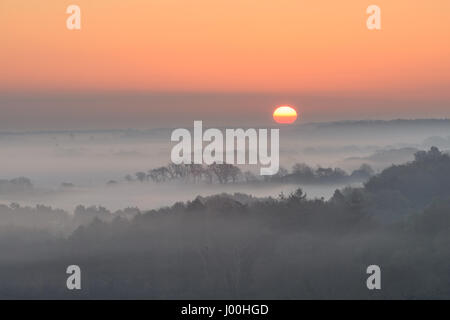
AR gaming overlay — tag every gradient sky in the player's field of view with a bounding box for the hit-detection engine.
[1,0,450,129]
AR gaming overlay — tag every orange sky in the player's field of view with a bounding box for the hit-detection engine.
[0,1,450,129]
[1,0,450,94]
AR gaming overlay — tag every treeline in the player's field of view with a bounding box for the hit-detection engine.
[124,162,374,185]
[0,203,140,234]
[0,177,33,193]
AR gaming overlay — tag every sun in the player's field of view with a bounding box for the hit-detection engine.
[273,105,298,124]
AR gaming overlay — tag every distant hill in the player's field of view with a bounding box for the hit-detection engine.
[300,119,450,130]
[339,147,418,171]
[290,119,450,144]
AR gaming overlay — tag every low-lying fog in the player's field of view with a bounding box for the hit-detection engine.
[1,119,449,212]
[0,182,347,212]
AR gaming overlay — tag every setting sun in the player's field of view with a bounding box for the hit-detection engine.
[273,106,298,124]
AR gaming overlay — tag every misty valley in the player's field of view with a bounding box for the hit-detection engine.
[1,119,450,299]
